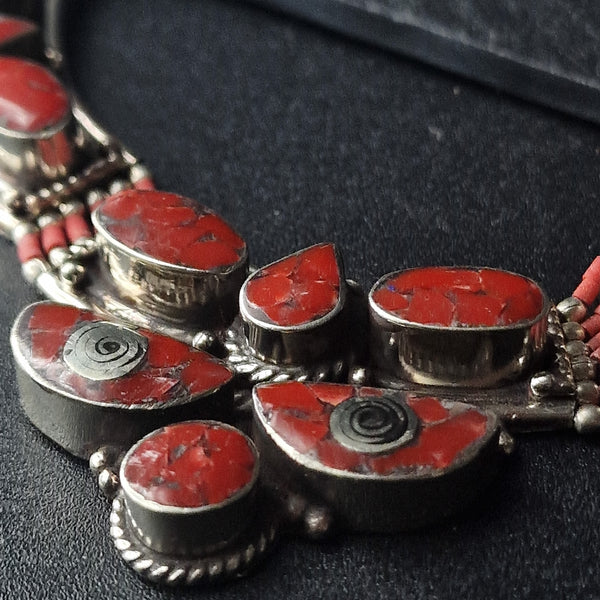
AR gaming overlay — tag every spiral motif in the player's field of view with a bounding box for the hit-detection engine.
[330,394,418,454]
[63,322,148,381]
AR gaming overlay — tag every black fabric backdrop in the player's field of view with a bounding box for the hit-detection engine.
[2,1,600,598]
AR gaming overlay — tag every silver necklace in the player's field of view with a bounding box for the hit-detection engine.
[1,1,598,589]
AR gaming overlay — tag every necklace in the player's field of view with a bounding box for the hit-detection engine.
[3,2,600,596]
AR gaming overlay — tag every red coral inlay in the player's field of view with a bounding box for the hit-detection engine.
[372,267,544,327]
[123,422,255,508]
[255,383,490,474]
[97,190,246,271]
[0,57,69,133]
[24,303,232,406]
[243,244,341,327]
[0,17,36,45]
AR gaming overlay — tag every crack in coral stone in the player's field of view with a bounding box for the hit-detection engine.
[372,267,544,327]
[255,382,489,473]
[0,57,69,133]
[97,190,246,271]
[123,422,256,508]
[244,244,341,326]
[24,303,232,406]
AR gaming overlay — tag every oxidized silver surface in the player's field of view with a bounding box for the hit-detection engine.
[110,492,278,585]
[369,268,550,388]
[63,320,148,380]
[329,393,418,454]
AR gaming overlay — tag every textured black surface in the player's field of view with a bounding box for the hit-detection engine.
[2,1,600,598]
[252,0,600,124]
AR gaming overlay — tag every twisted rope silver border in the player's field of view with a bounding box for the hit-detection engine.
[224,320,347,386]
[110,492,278,586]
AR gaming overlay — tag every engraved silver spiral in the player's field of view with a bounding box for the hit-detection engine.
[63,321,148,381]
[330,394,418,454]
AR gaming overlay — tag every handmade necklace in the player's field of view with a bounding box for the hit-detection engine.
[1,2,599,589]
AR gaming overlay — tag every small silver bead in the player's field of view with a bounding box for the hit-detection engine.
[565,340,589,358]
[571,357,596,382]
[192,330,225,357]
[98,468,120,499]
[86,189,106,209]
[529,372,554,397]
[304,506,333,540]
[89,446,120,476]
[498,429,516,455]
[69,238,97,260]
[12,222,38,244]
[563,321,586,342]
[348,366,369,386]
[59,200,84,217]
[556,297,587,323]
[576,380,600,405]
[59,261,86,287]
[21,258,49,283]
[574,405,600,434]
[285,493,307,522]
[47,246,71,268]
[37,212,61,228]
[193,330,217,351]
[129,163,152,184]
[108,179,131,195]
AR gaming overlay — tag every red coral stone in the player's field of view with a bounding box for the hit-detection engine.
[28,303,87,363]
[270,411,330,454]
[369,409,488,473]
[123,422,255,508]
[25,303,232,406]
[317,438,362,470]
[97,190,246,271]
[0,16,36,45]
[0,57,69,133]
[309,383,354,406]
[407,396,450,424]
[244,243,341,327]
[372,267,544,327]
[256,383,491,476]
[255,381,324,413]
[180,356,233,395]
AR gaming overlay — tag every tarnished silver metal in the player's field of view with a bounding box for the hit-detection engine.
[556,296,587,323]
[565,340,588,358]
[378,376,576,432]
[89,445,122,477]
[47,245,70,267]
[562,321,585,341]
[576,380,600,405]
[63,321,148,381]
[239,245,349,366]
[58,259,85,286]
[574,404,600,434]
[224,317,347,387]
[98,468,121,500]
[369,268,550,388]
[92,209,248,329]
[11,220,37,243]
[253,384,505,530]
[11,302,234,458]
[120,421,260,557]
[571,356,596,382]
[0,98,80,189]
[110,492,278,585]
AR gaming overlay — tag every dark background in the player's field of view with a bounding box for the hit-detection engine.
[2,1,600,598]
